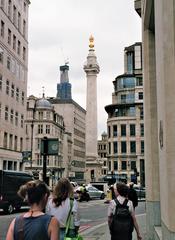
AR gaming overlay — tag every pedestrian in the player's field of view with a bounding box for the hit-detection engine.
[128,182,138,209]
[6,180,59,240]
[46,178,80,240]
[108,182,142,240]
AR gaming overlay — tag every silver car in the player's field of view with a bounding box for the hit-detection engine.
[86,186,105,200]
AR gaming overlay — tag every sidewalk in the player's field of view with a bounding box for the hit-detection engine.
[82,214,147,240]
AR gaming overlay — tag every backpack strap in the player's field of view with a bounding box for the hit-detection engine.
[114,198,128,207]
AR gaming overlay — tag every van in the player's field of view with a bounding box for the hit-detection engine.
[0,170,34,214]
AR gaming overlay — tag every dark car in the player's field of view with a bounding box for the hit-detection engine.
[134,186,146,199]
[0,170,34,214]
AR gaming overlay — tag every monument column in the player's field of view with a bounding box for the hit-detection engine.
[84,36,101,183]
[84,35,100,161]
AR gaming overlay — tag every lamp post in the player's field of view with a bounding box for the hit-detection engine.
[43,137,48,183]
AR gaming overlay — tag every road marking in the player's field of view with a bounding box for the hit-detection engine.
[79,224,91,232]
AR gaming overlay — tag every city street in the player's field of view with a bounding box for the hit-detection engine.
[0,199,146,240]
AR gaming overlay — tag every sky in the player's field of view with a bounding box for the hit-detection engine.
[28,0,141,139]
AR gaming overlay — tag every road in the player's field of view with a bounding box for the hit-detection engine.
[0,200,146,240]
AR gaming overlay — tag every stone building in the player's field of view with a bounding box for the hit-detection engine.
[105,42,145,185]
[135,0,175,239]
[25,94,69,186]
[0,0,30,170]
[49,64,86,183]
[98,132,108,177]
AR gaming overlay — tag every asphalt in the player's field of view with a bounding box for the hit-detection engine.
[81,213,147,240]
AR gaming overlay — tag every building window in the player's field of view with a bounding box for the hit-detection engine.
[140,107,144,120]
[121,161,127,170]
[15,112,18,126]
[140,124,144,137]
[121,141,127,153]
[114,161,118,170]
[46,125,50,134]
[1,20,4,38]
[121,124,126,136]
[108,126,111,138]
[141,141,144,154]
[0,74,2,90]
[5,106,9,120]
[13,5,17,25]
[8,0,12,18]
[136,77,143,86]
[22,91,24,104]
[108,142,111,154]
[38,124,43,134]
[8,29,11,45]
[14,135,17,150]
[113,125,117,137]
[130,141,136,153]
[23,20,26,37]
[138,92,143,100]
[1,0,5,9]
[13,35,16,50]
[17,12,21,31]
[130,124,135,136]
[7,56,11,70]
[0,47,3,63]
[46,111,50,120]
[113,141,118,154]
[131,161,136,170]
[9,134,13,149]
[24,2,26,11]
[23,47,26,61]
[11,84,14,97]
[17,40,21,55]
[6,80,9,95]
[20,137,23,151]
[16,88,19,101]
[38,111,43,120]
[21,114,24,128]
[3,132,8,148]
[10,109,14,123]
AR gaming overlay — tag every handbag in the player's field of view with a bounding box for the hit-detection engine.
[64,199,83,240]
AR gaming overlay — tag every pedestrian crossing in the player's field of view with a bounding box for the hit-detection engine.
[78,199,106,209]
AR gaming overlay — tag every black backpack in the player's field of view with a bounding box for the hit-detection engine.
[110,198,134,238]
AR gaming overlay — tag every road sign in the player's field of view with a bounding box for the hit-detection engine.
[22,151,32,162]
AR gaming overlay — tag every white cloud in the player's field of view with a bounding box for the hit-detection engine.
[28,0,141,138]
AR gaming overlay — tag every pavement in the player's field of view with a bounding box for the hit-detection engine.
[81,213,147,240]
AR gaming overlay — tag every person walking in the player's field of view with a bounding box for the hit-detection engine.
[108,182,142,240]
[128,182,138,209]
[46,178,80,240]
[6,180,59,240]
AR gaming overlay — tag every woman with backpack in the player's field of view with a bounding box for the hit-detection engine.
[46,178,80,240]
[6,180,59,240]
[108,182,142,240]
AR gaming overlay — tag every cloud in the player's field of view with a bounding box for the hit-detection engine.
[28,0,141,138]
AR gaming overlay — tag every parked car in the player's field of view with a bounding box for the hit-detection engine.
[0,170,34,214]
[85,185,105,200]
[134,186,146,199]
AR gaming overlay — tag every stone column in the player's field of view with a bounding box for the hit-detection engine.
[154,0,175,238]
[84,36,100,161]
[143,20,161,240]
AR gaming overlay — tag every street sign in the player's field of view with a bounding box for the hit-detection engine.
[41,138,59,155]
[22,151,32,162]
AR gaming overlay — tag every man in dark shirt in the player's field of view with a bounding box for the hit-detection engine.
[128,182,138,209]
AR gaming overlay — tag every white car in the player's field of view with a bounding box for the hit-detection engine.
[86,186,105,200]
